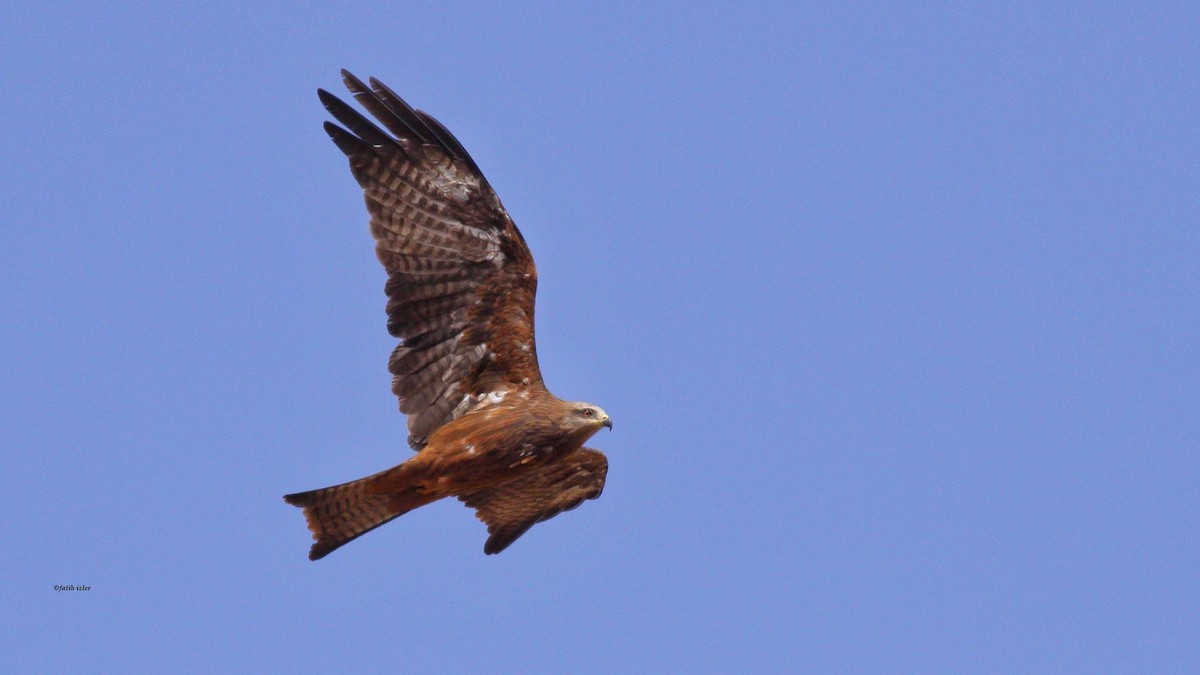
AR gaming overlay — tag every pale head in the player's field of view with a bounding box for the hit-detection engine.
[564,402,613,434]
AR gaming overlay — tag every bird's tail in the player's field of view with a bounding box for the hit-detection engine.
[284,465,439,560]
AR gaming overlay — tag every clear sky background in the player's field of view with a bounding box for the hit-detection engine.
[2,2,1197,672]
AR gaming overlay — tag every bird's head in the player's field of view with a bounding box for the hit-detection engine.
[565,402,612,437]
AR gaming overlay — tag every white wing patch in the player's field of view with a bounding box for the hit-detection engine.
[481,390,508,405]
[452,388,510,418]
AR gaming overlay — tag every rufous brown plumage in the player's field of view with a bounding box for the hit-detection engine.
[284,71,611,560]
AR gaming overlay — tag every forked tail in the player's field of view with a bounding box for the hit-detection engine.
[284,468,437,560]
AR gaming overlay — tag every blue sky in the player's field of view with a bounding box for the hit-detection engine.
[3,2,1197,672]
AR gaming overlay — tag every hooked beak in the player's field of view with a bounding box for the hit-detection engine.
[602,417,613,430]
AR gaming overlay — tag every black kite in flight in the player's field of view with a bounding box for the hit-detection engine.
[284,71,611,560]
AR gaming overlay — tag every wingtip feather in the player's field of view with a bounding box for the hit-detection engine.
[323,121,363,156]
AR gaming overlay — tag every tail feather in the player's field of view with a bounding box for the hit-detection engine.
[284,469,437,560]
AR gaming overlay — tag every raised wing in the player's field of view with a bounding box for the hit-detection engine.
[321,71,544,449]
[459,447,608,554]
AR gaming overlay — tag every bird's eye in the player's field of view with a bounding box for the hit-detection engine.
[582,409,594,417]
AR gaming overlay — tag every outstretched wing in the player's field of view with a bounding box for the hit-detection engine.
[321,71,543,449]
[459,447,608,554]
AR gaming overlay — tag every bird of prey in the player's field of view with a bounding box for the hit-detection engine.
[284,71,611,560]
